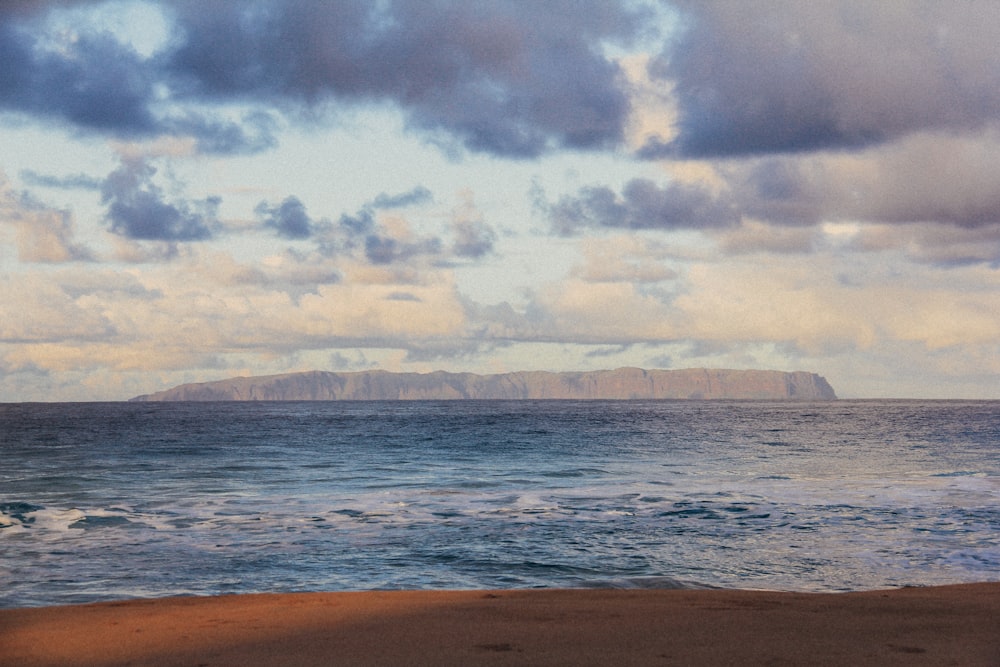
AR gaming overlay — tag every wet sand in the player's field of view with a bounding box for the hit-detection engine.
[2,583,998,666]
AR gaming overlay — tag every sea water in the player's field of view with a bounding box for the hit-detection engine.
[1,400,998,607]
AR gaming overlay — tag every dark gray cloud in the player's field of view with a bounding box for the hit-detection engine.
[304,186,496,264]
[735,160,825,226]
[328,187,443,262]
[0,1,649,159]
[364,234,441,265]
[20,170,102,190]
[585,344,633,358]
[255,187,454,265]
[647,0,1000,159]
[730,136,1000,230]
[848,223,1000,268]
[102,158,218,241]
[167,110,279,155]
[0,3,278,154]
[385,292,423,302]
[548,178,740,234]
[0,18,156,134]
[371,186,433,210]
[335,187,432,240]
[7,1,1000,165]
[256,196,315,239]
[0,2,90,17]
[167,0,646,157]
[337,209,375,237]
[263,187,451,264]
[362,235,397,265]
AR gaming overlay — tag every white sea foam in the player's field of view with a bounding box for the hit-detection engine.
[28,507,86,532]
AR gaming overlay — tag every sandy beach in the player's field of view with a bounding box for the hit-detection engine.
[2,583,998,666]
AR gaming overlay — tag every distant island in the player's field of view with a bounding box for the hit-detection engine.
[130,368,837,401]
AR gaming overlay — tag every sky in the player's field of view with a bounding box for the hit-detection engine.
[2,0,1000,401]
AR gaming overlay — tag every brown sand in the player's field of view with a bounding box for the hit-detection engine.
[2,584,998,666]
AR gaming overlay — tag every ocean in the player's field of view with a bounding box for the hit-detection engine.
[1,400,998,608]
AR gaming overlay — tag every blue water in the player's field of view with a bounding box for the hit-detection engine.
[1,400,998,608]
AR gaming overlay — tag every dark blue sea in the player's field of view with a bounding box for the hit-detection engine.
[2,400,998,608]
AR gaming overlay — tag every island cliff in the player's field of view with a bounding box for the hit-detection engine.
[131,368,837,401]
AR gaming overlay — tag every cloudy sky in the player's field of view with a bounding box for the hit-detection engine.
[2,0,1000,401]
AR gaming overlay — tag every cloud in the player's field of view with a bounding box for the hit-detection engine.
[320,187,495,265]
[724,131,1000,231]
[585,344,633,358]
[526,279,680,343]
[571,235,679,283]
[165,110,279,155]
[256,196,316,239]
[101,156,219,242]
[337,208,375,237]
[646,0,1000,158]
[849,223,1000,268]
[327,350,377,371]
[0,3,277,154]
[548,178,740,235]
[0,2,99,20]
[0,14,157,133]
[452,217,496,259]
[10,1,999,167]
[333,186,432,239]
[514,251,1000,358]
[256,190,437,262]
[19,169,102,190]
[714,220,821,255]
[0,176,93,262]
[0,271,116,342]
[371,186,433,210]
[0,254,469,387]
[400,338,497,363]
[167,1,647,158]
[364,233,441,265]
[602,130,1000,264]
[194,250,340,290]
[449,191,495,259]
[0,1,651,159]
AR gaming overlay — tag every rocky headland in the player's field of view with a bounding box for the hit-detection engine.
[131,368,837,401]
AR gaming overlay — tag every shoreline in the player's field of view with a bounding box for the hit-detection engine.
[3,583,999,666]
